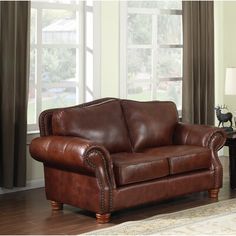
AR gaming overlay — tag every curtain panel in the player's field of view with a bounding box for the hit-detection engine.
[182,1,215,125]
[0,1,30,188]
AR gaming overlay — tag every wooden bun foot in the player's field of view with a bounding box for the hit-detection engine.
[51,201,63,210]
[208,189,219,199]
[96,213,111,223]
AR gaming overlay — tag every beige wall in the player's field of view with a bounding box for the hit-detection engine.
[221,2,236,113]
[214,1,236,155]
[215,1,236,115]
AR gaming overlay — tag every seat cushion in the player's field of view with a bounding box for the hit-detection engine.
[111,152,169,186]
[144,145,212,175]
[121,100,178,151]
[52,100,132,153]
[112,145,211,186]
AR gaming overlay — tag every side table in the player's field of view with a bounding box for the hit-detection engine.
[224,131,236,189]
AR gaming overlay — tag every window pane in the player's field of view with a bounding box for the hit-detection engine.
[42,9,77,44]
[128,14,152,45]
[125,1,183,109]
[157,15,182,45]
[86,90,93,102]
[28,1,95,130]
[86,0,93,7]
[128,1,182,10]
[86,51,93,92]
[157,48,182,78]
[156,81,182,110]
[86,11,93,50]
[28,49,37,124]
[127,83,152,101]
[127,49,152,82]
[47,0,80,4]
[31,9,37,44]
[42,48,77,110]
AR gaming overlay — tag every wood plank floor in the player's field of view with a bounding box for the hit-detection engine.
[0,156,236,235]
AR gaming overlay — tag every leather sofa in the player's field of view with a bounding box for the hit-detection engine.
[30,98,226,223]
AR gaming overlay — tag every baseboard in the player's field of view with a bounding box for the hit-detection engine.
[0,178,45,195]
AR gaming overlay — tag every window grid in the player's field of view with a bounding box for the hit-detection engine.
[120,1,183,111]
[28,1,99,132]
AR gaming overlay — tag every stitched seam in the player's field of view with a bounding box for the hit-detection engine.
[115,159,166,167]
[39,98,116,137]
[39,109,59,136]
[85,153,105,212]
[120,101,134,152]
[70,99,118,110]
[207,131,226,150]
[121,100,176,105]
[120,103,137,151]
[121,101,178,151]
[206,132,225,188]
[113,149,210,168]
[84,149,112,213]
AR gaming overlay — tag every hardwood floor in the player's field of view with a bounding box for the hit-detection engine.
[0,156,236,235]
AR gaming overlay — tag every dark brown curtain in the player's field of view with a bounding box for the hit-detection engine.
[0,1,30,188]
[182,1,215,125]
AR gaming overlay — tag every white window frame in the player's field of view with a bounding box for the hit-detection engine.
[120,2,183,108]
[28,1,101,132]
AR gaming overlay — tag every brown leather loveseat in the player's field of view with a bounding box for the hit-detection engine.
[30,98,226,223]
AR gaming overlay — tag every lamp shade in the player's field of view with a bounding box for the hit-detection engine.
[225,67,236,95]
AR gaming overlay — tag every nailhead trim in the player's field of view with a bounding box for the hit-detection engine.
[85,149,113,213]
[39,99,117,212]
[206,131,225,188]
[39,110,55,136]
[207,131,226,151]
[39,98,117,136]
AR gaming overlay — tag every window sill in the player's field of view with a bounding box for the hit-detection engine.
[27,131,40,145]
[27,130,39,135]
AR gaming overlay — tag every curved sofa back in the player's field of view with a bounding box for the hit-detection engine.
[39,97,116,137]
[39,98,178,153]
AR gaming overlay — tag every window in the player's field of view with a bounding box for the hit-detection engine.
[120,1,183,111]
[28,1,100,132]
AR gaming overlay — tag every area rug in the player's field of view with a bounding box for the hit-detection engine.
[85,198,236,235]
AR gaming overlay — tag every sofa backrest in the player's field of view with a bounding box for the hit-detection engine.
[39,98,179,154]
[121,100,178,151]
[51,99,132,154]
[39,97,114,137]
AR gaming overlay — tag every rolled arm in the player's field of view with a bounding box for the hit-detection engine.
[174,123,226,151]
[29,136,116,188]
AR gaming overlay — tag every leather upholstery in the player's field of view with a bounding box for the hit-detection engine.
[169,151,211,175]
[144,145,211,175]
[112,152,169,186]
[29,98,226,217]
[39,97,117,136]
[112,145,211,186]
[173,122,226,189]
[121,100,178,151]
[30,135,116,189]
[52,100,132,153]
[44,166,103,213]
[174,123,226,150]
[112,170,214,211]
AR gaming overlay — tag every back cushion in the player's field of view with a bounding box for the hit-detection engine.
[52,100,132,153]
[121,100,178,151]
